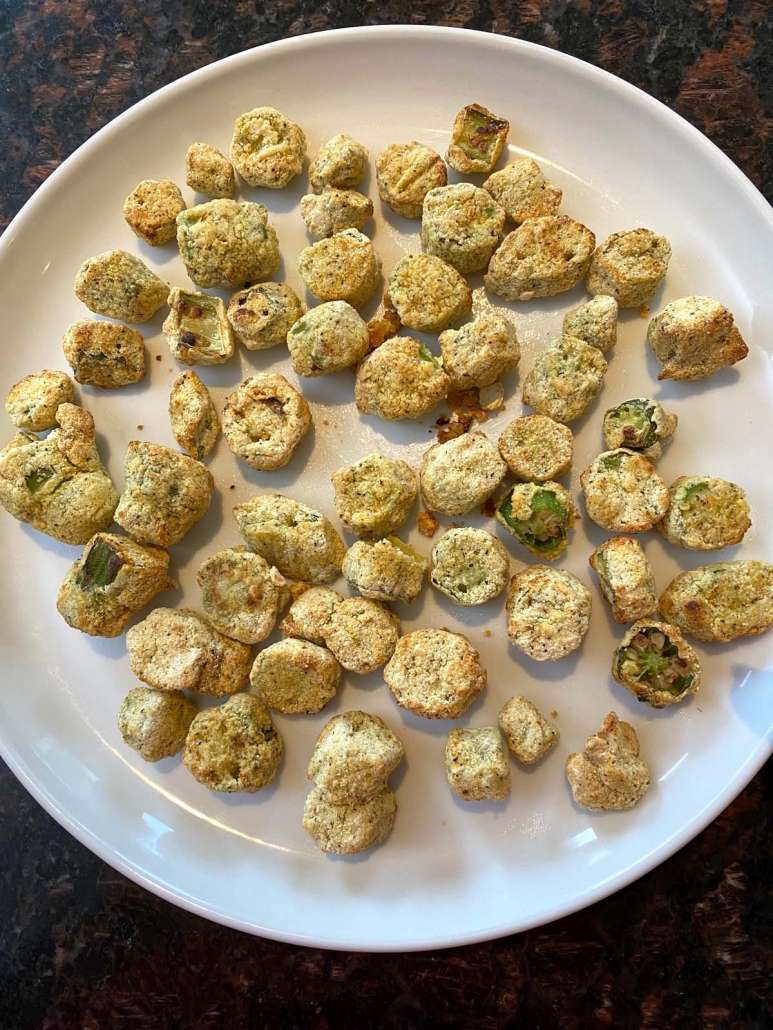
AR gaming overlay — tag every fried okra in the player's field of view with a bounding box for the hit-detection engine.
[588,536,658,624]
[603,398,677,461]
[566,712,650,812]
[495,481,577,561]
[429,527,509,606]
[183,693,283,793]
[57,533,174,637]
[222,373,311,471]
[581,450,669,534]
[562,295,618,353]
[420,432,507,516]
[658,477,751,551]
[176,200,280,289]
[331,453,417,538]
[227,282,304,350]
[484,216,595,301]
[0,403,117,545]
[309,133,368,190]
[308,710,404,802]
[343,536,427,604]
[233,494,345,583]
[163,288,235,366]
[123,179,186,246]
[74,250,168,323]
[659,560,773,643]
[185,142,236,198]
[300,188,373,239]
[521,335,608,423]
[376,142,447,219]
[446,727,510,802]
[613,619,701,708]
[303,787,396,854]
[384,628,486,719]
[497,414,573,482]
[250,639,341,715]
[5,370,74,431]
[197,547,288,644]
[325,598,400,674]
[421,183,506,274]
[438,310,520,390]
[483,158,562,224]
[287,301,369,376]
[355,336,450,421]
[446,103,509,174]
[62,319,146,387]
[586,228,671,308]
[387,253,472,333]
[168,370,220,460]
[647,296,748,380]
[298,229,381,309]
[230,106,306,188]
[280,586,343,645]
[114,441,214,547]
[118,687,197,763]
[127,607,252,697]
[498,696,559,764]
[506,565,592,661]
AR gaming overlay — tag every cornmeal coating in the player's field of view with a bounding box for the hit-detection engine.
[562,295,618,352]
[581,449,669,534]
[484,216,595,301]
[376,142,447,219]
[233,493,345,584]
[74,250,168,323]
[227,283,304,351]
[222,373,311,471]
[0,403,118,545]
[123,179,186,246]
[498,414,573,481]
[302,786,396,855]
[420,183,505,274]
[602,398,677,461]
[57,532,174,638]
[658,560,773,643]
[62,319,146,387]
[498,696,559,764]
[127,607,252,697]
[198,547,288,644]
[506,565,592,661]
[298,229,381,309]
[384,628,486,719]
[445,727,510,801]
[168,370,220,461]
[185,142,236,198]
[446,103,509,175]
[355,337,449,421]
[438,310,519,390]
[280,586,343,645]
[183,693,283,793]
[114,441,214,547]
[324,598,400,674]
[250,639,340,715]
[331,453,417,539]
[586,228,671,308]
[118,687,197,763]
[658,476,751,551]
[588,536,658,624]
[5,370,74,431]
[342,536,427,604]
[521,334,607,423]
[308,133,368,190]
[566,712,650,812]
[162,289,235,366]
[483,158,562,224]
[300,188,373,239]
[420,432,506,516]
[287,301,369,376]
[387,253,472,333]
[430,527,509,606]
[613,619,701,708]
[307,710,404,802]
[647,296,748,381]
[495,480,578,561]
[230,106,306,188]
[176,200,280,289]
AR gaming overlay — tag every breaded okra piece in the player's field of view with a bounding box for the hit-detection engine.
[429,528,510,606]
[498,696,559,764]
[5,370,74,431]
[483,158,562,224]
[324,598,401,674]
[387,253,472,333]
[588,536,658,624]
[484,216,595,301]
[562,295,618,352]
[222,373,311,471]
[168,370,220,461]
[658,560,773,643]
[506,565,591,661]
[300,188,373,239]
[376,141,447,219]
[280,586,343,645]
[438,310,520,390]
[62,319,146,387]
[118,687,197,763]
[445,727,510,801]
[355,336,450,421]
[250,639,341,715]
[162,288,235,366]
[566,712,650,812]
[384,628,486,719]
[307,710,404,802]
[123,179,186,246]
[421,183,505,273]
[495,480,578,561]
[331,453,417,539]
[74,250,168,323]
[197,547,288,645]
[420,432,507,516]
[230,106,306,188]
[647,296,748,380]
[446,103,509,174]
[586,228,671,308]
[658,476,751,550]
[580,450,669,534]
[228,282,304,351]
[602,398,677,461]
[342,536,427,604]
[521,335,608,423]
[497,414,573,482]
[298,229,381,309]
[613,619,701,708]
[176,200,280,289]
[303,786,397,855]
[185,142,236,199]
[287,301,369,376]
[308,133,368,190]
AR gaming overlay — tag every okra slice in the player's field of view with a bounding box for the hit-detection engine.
[495,481,577,560]
[162,288,235,366]
[447,104,510,174]
[603,398,677,460]
[613,619,701,708]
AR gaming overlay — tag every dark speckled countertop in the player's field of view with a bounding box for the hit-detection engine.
[1,3,773,1028]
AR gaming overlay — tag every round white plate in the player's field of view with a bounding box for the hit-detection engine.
[1,26,772,952]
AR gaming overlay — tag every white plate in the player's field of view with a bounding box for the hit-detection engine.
[1,26,772,952]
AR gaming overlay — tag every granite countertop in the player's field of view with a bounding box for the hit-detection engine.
[1,2,772,1027]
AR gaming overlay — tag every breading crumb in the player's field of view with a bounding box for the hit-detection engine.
[417,511,440,538]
